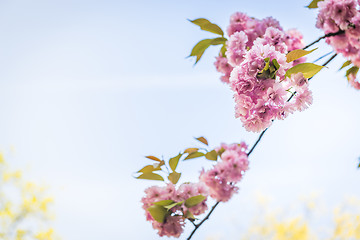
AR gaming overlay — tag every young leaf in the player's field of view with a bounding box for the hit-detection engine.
[189,38,227,64]
[307,0,324,8]
[210,37,227,45]
[340,60,352,70]
[272,59,280,70]
[168,171,181,184]
[147,205,168,223]
[285,63,325,79]
[145,156,162,162]
[137,165,161,173]
[184,152,205,160]
[286,48,317,63]
[184,211,195,220]
[195,136,208,145]
[189,39,214,64]
[189,18,224,36]
[137,172,164,181]
[185,195,206,208]
[205,150,218,161]
[169,154,182,172]
[184,148,199,154]
[346,66,359,79]
[216,147,225,156]
[164,201,183,210]
[153,200,175,206]
[220,44,227,57]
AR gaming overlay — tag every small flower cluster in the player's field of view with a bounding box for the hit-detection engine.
[230,44,313,132]
[141,182,209,237]
[317,0,360,63]
[199,142,249,202]
[212,12,312,132]
[214,12,305,84]
[140,140,250,238]
[316,0,360,89]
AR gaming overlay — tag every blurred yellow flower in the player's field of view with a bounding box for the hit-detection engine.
[0,153,59,240]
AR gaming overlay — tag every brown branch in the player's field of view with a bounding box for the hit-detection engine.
[303,30,345,50]
[187,201,220,240]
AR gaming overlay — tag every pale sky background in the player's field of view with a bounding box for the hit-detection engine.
[0,0,359,239]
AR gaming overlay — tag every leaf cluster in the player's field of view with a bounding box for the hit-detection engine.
[135,137,220,184]
[188,18,227,64]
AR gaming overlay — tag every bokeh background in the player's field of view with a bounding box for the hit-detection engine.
[0,0,359,239]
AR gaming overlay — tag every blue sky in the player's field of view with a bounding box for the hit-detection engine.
[0,0,359,239]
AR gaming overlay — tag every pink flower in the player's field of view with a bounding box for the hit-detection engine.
[285,29,305,52]
[289,72,309,91]
[226,31,248,66]
[234,93,255,117]
[227,12,250,36]
[199,143,249,202]
[266,83,287,105]
[152,216,184,238]
[348,72,360,89]
[293,88,313,111]
[214,54,233,83]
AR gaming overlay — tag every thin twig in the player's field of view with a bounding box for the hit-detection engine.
[313,51,334,63]
[303,30,344,50]
[247,128,269,156]
[187,201,220,240]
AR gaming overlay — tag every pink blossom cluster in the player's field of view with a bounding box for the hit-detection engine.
[316,0,360,65]
[214,12,305,84]
[230,44,313,132]
[199,142,249,202]
[141,182,208,237]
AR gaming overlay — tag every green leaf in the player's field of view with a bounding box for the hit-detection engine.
[205,150,218,161]
[169,154,182,172]
[189,18,224,36]
[168,171,181,184]
[137,172,164,181]
[184,211,195,220]
[210,37,227,45]
[286,48,317,63]
[185,195,206,208]
[346,66,359,80]
[153,200,175,206]
[216,147,225,156]
[184,152,205,160]
[189,39,214,64]
[184,148,199,154]
[195,136,208,146]
[258,58,279,79]
[137,165,161,173]
[272,59,280,70]
[307,0,324,8]
[285,63,325,79]
[164,201,183,210]
[340,60,352,70]
[189,38,227,64]
[145,156,162,162]
[220,44,227,57]
[147,205,168,223]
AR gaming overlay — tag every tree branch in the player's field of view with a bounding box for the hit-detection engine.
[185,52,339,240]
[303,30,344,50]
[187,201,220,240]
